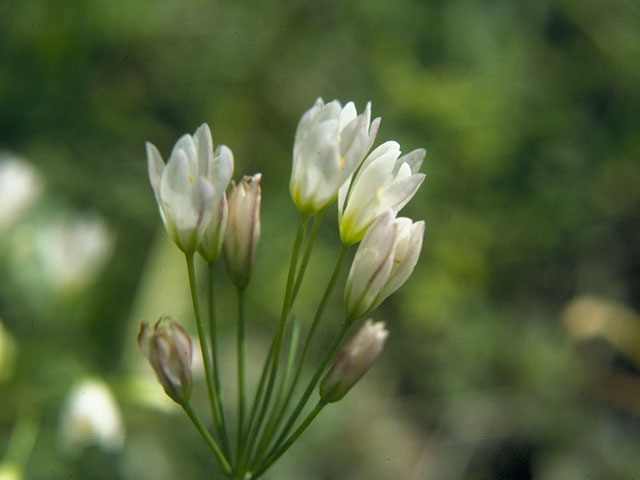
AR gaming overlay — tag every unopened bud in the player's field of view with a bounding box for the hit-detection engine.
[138,316,193,405]
[224,173,261,288]
[320,320,389,403]
[198,193,228,262]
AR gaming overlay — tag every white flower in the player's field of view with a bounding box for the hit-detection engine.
[345,210,424,319]
[59,378,124,455]
[0,153,43,230]
[320,320,389,403]
[290,98,380,216]
[224,174,261,288]
[146,124,233,254]
[338,141,425,245]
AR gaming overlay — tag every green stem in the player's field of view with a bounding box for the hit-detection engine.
[253,244,349,466]
[208,262,231,458]
[182,402,232,476]
[245,216,308,460]
[265,318,352,463]
[185,254,220,442]
[250,401,327,479]
[3,410,38,469]
[290,210,324,305]
[236,286,247,461]
[286,245,349,409]
[249,316,301,468]
[241,340,274,460]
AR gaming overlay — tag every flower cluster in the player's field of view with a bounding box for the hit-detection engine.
[146,123,261,275]
[141,99,426,479]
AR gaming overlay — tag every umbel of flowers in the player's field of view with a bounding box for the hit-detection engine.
[141,100,426,479]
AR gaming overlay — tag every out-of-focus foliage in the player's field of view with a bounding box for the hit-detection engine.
[1,0,639,478]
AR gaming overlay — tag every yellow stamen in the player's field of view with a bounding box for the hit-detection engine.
[339,156,345,166]
[188,174,194,183]
[393,258,403,265]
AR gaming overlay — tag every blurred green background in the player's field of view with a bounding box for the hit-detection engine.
[1,0,640,478]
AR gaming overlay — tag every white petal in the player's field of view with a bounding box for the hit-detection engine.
[213,145,234,192]
[170,134,198,175]
[193,123,213,176]
[315,100,342,124]
[360,141,400,172]
[378,219,425,302]
[379,173,425,214]
[339,102,357,130]
[396,148,425,175]
[146,142,165,200]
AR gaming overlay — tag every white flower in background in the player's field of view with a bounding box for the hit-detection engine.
[0,462,22,480]
[0,153,43,230]
[36,215,113,293]
[147,124,233,254]
[345,210,424,319]
[290,98,380,216]
[224,174,262,288]
[320,320,389,403]
[338,141,425,245]
[59,378,124,455]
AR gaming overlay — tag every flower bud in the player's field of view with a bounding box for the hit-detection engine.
[320,320,389,403]
[345,210,424,319]
[224,173,262,288]
[146,124,233,254]
[198,192,228,263]
[197,143,234,262]
[138,317,193,405]
[290,98,380,216]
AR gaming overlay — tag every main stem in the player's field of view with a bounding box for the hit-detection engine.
[185,254,221,444]
[252,244,349,464]
[266,318,352,462]
[290,210,324,305]
[241,341,274,461]
[249,316,301,468]
[286,244,349,409]
[250,401,327,479]
[182,402,232,476]
[208,262,231,457]
[241,216,308,474]
[236,286,247,461]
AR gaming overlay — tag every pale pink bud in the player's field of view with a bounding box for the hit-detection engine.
[198,192,228,262]
[138,316,193,404]
[224,173,261,288]
[320,320,389,403]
